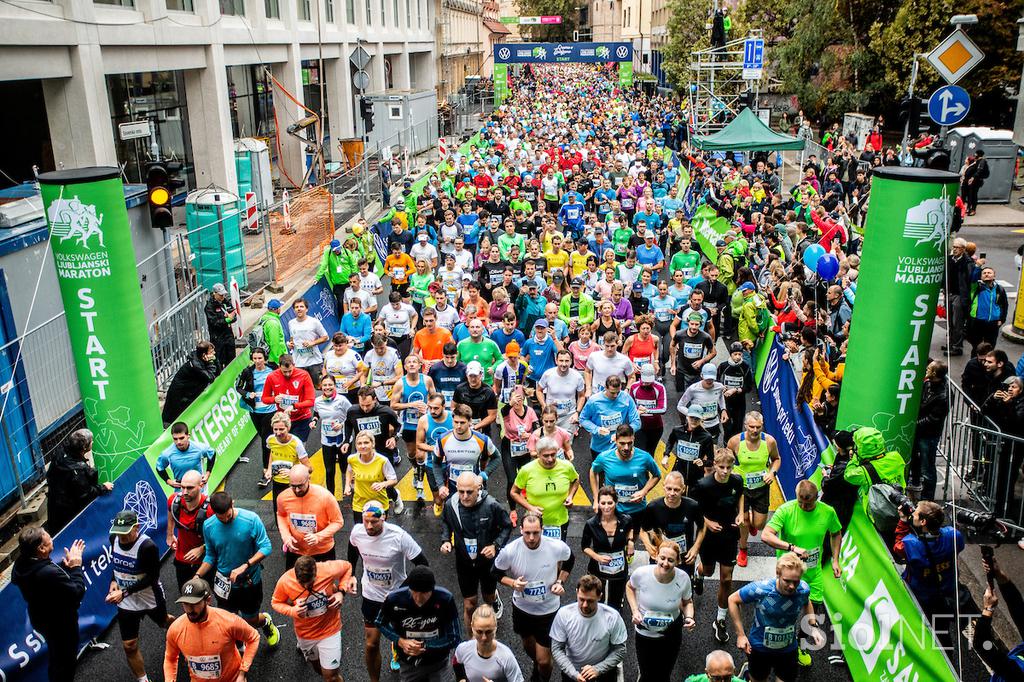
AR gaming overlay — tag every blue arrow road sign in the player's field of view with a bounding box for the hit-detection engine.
[743,38,765,69]
[927,85,970,126]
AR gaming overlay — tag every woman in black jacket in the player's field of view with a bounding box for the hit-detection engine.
[983,377,1024,520]
[45,428,112,533]
[581,486,635,610]
[235,348,278,469]
[161,341,220,424]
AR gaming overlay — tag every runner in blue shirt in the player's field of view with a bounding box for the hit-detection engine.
[636,230,666,282]
[589,424,661,515]
[520,320,558,382]
[558,195,586,237]
[579,377,642,456]
[156,423,216,488]
[729,553,822,682]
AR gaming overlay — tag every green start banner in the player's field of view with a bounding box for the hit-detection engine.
[835,167,959,456]
[145,354,256,494]
[618,62,633,89]
[690,204,732,261]
[494,64,509,105]
[39,168,163,481]
[824,505,957,682]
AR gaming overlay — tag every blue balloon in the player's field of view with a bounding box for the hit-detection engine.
[802,244,826,269]
[816,253,840,281]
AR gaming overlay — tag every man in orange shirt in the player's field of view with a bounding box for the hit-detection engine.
[276,464,345,569]
[164,577,260,681]
[413,308,454,370]
[271,555,355,682]
[384,242,415,300]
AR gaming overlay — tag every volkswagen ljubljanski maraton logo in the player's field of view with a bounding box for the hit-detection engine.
[615,45,629,59]
[498,47,511,61]
[48,196,106,249]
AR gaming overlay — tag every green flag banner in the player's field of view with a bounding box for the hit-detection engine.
[618,62,633,88]
[674,165,691,200]
[145,354,256,494]
[824,506,957,682]
[494,64,509,105]
[835,167,959,456]
[39,168,163,481]
[690,204,731,261]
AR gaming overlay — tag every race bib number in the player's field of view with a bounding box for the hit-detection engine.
[701,403,717,420]
[599,551,626,575]
[213,572,232,600]
[613,483,639,500]
[270,460,294,478]
[655,308,673,321]
[408,628,440,640]
[744,470,767,490]
[667,533,687,553]
[803,547,820,570]
[289,512,318,533]
[725,375,743,388]
[464,538,478,560]
[280,394,299,407]
[389,324,406,337]
[187,655,222,679]
[542,525,562,539]
[392,267,406,280]
[682,343,702,359]
[599,413,622,429]
[302,592,330,618]
[523,580,548,600]
[357,416,382,435]
[510,440,528,456]
[637,398,657,410]
[449,462,475,482]
[635,357,651,368]
[676,440,699,462]
[321,419,343,437]
[366,567,393,587]
[114,570,141,591]
[642,610,675,632]
[763,625,796,650]
[554,399,573,414]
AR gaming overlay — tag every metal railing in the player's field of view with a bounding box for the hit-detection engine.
[149,287,211,393]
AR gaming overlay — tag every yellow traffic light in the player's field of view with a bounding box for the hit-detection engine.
[149,187,170,206]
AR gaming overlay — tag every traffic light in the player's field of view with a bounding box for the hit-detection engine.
[146,162,173,229]
[360,97,375,133]
[899,96,925,137]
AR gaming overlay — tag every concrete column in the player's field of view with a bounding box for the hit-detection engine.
[373,42,387,91]
[394,45,412,89]
[184,44,239,192]
[271,44,308,187]
[42,43,118,169]
[326,53,356,146]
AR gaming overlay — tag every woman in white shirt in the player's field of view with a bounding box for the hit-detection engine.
[323,333,366,402]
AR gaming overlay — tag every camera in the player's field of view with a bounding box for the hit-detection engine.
[945,504,1008,542]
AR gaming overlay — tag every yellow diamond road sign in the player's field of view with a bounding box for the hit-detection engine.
[927,29,984,85]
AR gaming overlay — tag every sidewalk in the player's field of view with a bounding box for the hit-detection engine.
[965,202,1024,228]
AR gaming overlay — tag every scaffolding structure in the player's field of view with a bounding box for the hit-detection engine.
[687,31,763,135]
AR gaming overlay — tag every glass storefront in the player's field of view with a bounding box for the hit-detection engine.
[227,64,277,140]
[301,60,331,162]
[107,71,195,189]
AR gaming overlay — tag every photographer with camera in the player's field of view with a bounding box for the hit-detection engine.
[894,501,968,649]
[974,552,1024,681]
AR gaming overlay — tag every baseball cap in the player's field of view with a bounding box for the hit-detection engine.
[701,363,717,379]
[632,281,644,292]
[109,510,138,535]
[176,577,212,604]
[552,271,564,281]
[268,298,283,310]
[330,239,342,252]
[505,341,521,356]
[640,365,656,382]
[686,406,705,420]
[362,501,385,517]
[644,230,656,239]
[466,361,484,376]
[730,341,744,353]
[211,283,228,296]
[715,239,727,248]
[406,566,436,592]
[418,232,428,241]
[571,277,583,287]
[594,226,605,233]
[738,282,756,293]
[462,273,473,281]
[534,319,549,329]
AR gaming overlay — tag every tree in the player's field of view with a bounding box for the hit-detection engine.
[659,0,710,89]
[513,0,580,41]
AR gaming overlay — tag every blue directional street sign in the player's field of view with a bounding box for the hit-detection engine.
[927,85,970,126]
[743,38,765,69]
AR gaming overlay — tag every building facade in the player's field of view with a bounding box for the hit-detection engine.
[436,0,483,100]
[586,0,620,42]
[619,0,650,75]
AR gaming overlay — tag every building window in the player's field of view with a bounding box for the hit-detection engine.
[325,0,334,21]
[379,0,384,25]
[392,0,397,24]
[405,0,409,27]
[300,0,311,20]
[417,0,421,27]
[227,65,276,139]
[265,0,280,17]
[346,0,355,22]
[388,104,402,120]
[95,0,134,6]
[107,71,195,189]
[166,0,194,11]
[220,0,243,14]
[300,61,332,161]
[366,0,371,23]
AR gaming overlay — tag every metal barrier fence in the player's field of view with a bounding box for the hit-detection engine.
[149,287,210,393]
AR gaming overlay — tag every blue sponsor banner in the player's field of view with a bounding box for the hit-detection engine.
[494,42,633,64]
[757,337,829,499]
[279,276,341,352]
[0,455,169,681]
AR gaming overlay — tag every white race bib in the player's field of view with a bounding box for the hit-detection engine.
[366,567,393,587]
[803,547,821,570]
[744,470,767,490]
[542,525,562,539]
[523,580,548,600]
[187,655,222,679]
[642,610,675,632]
[613,483,639,500]
[599,551,626,575]
[289,512,318,533]
[407,628,440,640]
[321,419,343,437]
[302,592,330,618]
[449,462,475,482]
[393,267,406,280]
[763,625,796,650]
[599,413,622,429]
[464,538,478,560]
[553,399,573,414]
[213,572,232,600]
[676,440,699,462]
[510,440,528,456]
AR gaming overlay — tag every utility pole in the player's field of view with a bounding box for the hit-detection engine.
[900,53,923,162]
[1014,17,1024,146]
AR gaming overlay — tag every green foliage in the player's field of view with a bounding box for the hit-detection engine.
[513,0,580,41]
[659,0,709,89]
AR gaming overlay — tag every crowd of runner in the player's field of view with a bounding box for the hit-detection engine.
[17,63,1019,682]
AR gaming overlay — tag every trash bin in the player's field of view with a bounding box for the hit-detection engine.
[946,127,1018,204]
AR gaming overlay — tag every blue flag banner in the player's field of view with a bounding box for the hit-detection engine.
[757,337,829,499]
[0,456,169,681]
[278,276,341,352]
[494,42,633,64]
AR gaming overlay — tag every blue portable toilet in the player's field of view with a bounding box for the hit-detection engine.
[185,187,248,291]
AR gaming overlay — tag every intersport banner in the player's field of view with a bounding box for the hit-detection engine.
[835,167,959,457]
[38,168,163,481]
[690,204,732,261]
[755,335,828,499]
[0,456,169,682]
[145,353,256,494]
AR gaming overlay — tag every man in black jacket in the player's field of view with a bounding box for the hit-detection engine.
[205,283,237,368]
[162,341,221,424]
[440,472,512,629]
[909,361,949,501]
[943,238,972,356]
[963,149,990,215]
[45,428,112,533]
[11,526,87,682]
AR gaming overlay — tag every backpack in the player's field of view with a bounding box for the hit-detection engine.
[170,494,210,538]
[862,459,903,532]
[247,318,269,355]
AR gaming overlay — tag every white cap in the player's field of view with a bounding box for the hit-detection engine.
[701,363,717,379]
[466,361,483,376]
[640,365,656,382]
[687,406,705,419]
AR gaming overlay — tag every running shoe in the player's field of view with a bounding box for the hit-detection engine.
[713,618,729,644]
[416,488,425,503]
[738,661,749,680]
[798,648,812,667]
[238,455,250,464]
[393,497,405,515]
[261,613,280,647]
[257,475,271,488]
[493,593,504,620]
[692,571,704,596]
[390,643,401,671]
[434,501,443,517]
[737,548,748,567]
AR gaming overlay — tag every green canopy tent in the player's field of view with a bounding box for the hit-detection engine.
[690,108,806,151]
